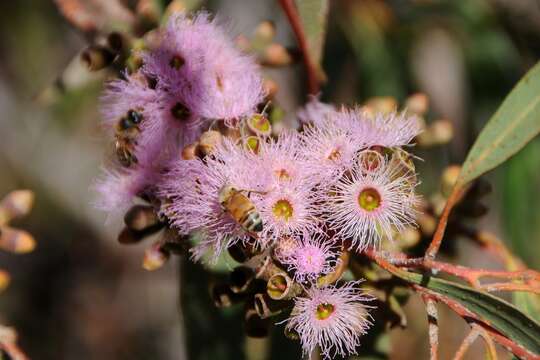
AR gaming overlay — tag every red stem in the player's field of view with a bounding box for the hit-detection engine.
[278,0,320,95]
[425,185,465,259]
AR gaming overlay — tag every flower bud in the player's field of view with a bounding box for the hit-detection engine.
[416,119,454,147]
[263,78,278,99]
[441,165,461,197]
[0,190,34,225]
[181,142,200,160]
[405,93,429,115]
[417,213,437,237]
[254,21,276,43]
[396,226,421,249]
[198,131,222,156]
[0,227,36,254]
[364,97,397,115]
[142,242,169,271]
[81,45,116,71]
[124,205,160,231]
[235,35,251,52]
[163,0,187,20]
[262,44,293,67]
[0,270,10,293]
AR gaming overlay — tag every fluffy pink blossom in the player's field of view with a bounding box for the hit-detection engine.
[322,153,419,251]
[258,131,313,186]
[300,120,360,185]
[142,12,265,122]
[285,281,374,358]
[255,181,319,244]
[159,139,271,260]
[93,166,158,215]
[336,107,422,148]
[297,97,338,127]
[279,234,337,283]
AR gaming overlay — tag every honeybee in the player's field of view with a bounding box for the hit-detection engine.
[115,109,143,167]
[218,185,263,234]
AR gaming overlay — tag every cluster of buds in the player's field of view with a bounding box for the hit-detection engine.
[0,190,35,360]
[0,190,36,292]
[95,11,424,359]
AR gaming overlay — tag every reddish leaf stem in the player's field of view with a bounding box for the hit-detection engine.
[278,0,321,95]
[370,250,540,293]
[414,286,538,360]
[425,185,465,259]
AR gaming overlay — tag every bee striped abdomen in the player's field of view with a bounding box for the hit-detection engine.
[242,211,263,233]
[228,193,263,233]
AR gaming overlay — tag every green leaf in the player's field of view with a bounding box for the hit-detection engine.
[388,268,540,356]
[458,61,540,185]
[513,291,540,323]
[295,0,329,77]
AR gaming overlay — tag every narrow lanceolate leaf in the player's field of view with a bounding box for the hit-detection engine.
[390,269,540,356]
[458,62,540,185]
[295,0,329,79]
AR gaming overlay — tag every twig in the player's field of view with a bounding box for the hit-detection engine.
[425,185,465,260]
[452,324,498,360]
[278,0,320,95]
[452,326,480,360]
[415,286,538,360]
[371,250,540,293]
[482,282,540,294]
[477,326,498,360]
[423,296,439,360]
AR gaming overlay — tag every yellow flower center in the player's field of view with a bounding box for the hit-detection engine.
[315,303,335,320]
[327,147,341,161]
[272,199,293,221]
[358,187,381,211]
[275,168,291,180]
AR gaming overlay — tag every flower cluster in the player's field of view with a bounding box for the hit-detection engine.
[158,100,420,356]
[95,11,422,359]
[96,12,265,213]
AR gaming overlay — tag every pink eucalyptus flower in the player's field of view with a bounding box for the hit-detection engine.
[142,12,265,122]
[93,166,158,216]
[280,234,337,283]
[285,281,374,358]
[258,131,314,187]
[336,107,422,148]
[255,181,319,244]
[159,139,272,261]
[322,155,419,251]
[300,121,360,185]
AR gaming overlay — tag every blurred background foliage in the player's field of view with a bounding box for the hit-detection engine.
[0,0,538,359]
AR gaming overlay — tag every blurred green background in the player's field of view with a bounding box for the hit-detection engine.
[0,0,538,359]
